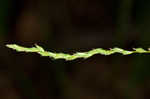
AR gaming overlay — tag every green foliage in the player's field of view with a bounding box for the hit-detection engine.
[6,44,150,61]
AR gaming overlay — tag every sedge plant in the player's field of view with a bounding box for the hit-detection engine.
[6,44,150,61]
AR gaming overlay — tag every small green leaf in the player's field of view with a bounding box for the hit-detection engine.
[133,48,147,53]
[35,44,44,52]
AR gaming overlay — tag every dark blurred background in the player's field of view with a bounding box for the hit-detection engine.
[1,0,150,99]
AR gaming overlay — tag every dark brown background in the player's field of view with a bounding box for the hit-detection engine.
[0,0,150,99]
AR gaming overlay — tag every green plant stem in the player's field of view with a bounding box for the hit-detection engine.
[6,44,150,61]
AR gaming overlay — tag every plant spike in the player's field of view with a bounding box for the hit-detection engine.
[6,44,150,61]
